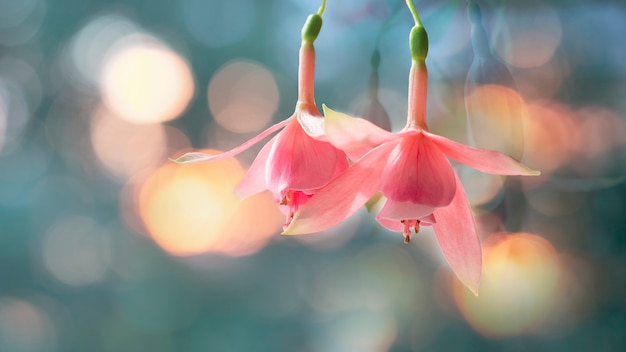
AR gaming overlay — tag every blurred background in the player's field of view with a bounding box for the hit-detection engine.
[1,0,625,351]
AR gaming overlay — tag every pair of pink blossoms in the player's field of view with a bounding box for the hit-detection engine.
[174,19,539,294]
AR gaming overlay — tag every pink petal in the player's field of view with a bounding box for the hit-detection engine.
[330,148,349,180]
[266,119,340,194]
[432,174,482,295]
[380,134,456,207]
[170,118,292,164]
[419,213,436,226]
[323,105,397,160]
[296,108,327,141]
[425,131,540,176]
[376,217,403,232]
[283,141,398,235]
[377,212,436,232]
[376,199,436,222]
[233,135,277,199]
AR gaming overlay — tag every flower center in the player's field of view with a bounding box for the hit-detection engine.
[400,219,420,244]
[279,190,312,228]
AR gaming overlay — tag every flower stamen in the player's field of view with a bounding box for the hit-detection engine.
[279,190,312,229]
[401,219,421,244]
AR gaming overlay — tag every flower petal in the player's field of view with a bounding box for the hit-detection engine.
[377,212,436,232]
[266,119,340,194]
[376,199,436,222]
[432,174,482,295]
[283,141,398,235]
[296,107,327,141]
[425,131,540,176]
[330,148,349,179]
[234,135,277,199]
[170,118,292,164]
[323,105,397,160]
[376,217,403,232]
[380,134,457,207]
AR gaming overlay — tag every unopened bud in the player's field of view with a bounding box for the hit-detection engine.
[301,14,323,43]
[409,25,429,62]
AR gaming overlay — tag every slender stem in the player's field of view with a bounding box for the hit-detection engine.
[317,0,327,16]
[405,0,423,27]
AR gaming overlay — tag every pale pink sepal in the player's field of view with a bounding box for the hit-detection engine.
[323,105,397,160]
[297,108,327,141]
[233,135,277,199]
[375,217,404,232]
[432,174,482,296]
[425,131,540,176]
[377,213,436,232]
[376,199,436,222]
[170,118,292,164]
[283,142,398,235]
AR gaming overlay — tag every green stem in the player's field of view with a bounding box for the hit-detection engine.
[405,0,423,27]
[317,0,327,16]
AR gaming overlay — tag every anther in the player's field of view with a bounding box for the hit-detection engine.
[400,219,421,244]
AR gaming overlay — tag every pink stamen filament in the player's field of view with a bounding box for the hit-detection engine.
[400,219,421,243]
[279,190,311,228]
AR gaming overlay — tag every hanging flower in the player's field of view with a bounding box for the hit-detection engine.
[171,9,347,228]
[285,21,539,294]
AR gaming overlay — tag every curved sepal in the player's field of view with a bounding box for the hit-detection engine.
[425,131,540,176]
[170,118,292,164]
[432,175,482,295]
[323,104,396,160]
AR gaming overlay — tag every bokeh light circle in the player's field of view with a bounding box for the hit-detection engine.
[101,37,194,124]
[0,297,57,352]
[209,60,279,134]
[465,84,527,159]
[0,0,46,45]
[522,101,579,175]
[42,215,111,287]
[69,14,138,88]
[452,233,564,337]
[494,5,562,68]
[90,106,170,181]
[138,152,282,257]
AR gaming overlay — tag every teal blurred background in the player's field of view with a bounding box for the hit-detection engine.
[1,0,625,351]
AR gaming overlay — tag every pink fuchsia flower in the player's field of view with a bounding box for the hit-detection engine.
[284,24,539,294]
[171,12,348,228]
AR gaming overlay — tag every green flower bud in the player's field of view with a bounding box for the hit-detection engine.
[301,14,323,43]
[409,25,429,62]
